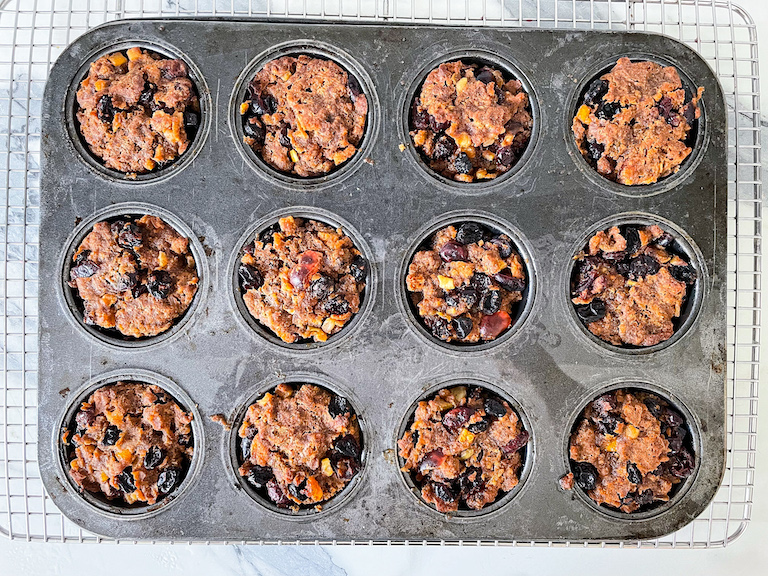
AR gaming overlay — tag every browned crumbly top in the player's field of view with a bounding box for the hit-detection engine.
[69,215,199,338]
[410,60,532,182]
[242,55,368,177]
[63,382,193,505]
[568,389,694,513]
[76,47,199,174]
[238,383,362,509]
[572,57,703,185]
[571,224,696,347]
[239,215,367,343]
[398,385,529,513]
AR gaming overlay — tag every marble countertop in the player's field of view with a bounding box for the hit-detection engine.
[1,1,766,574]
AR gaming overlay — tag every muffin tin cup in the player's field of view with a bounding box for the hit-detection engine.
[57,202,209,350]
[227,206,377,354]
[395,210,537,356]
[225,372,370,520]
[561,380,701,521]
[228,39,380,192]
[394,376,534,522]
[54,369,204,520]
[65,40,211,184]
[564,212,708,356]
[398,48,540,195]
[39,20,728,542]
[565,52,709,198]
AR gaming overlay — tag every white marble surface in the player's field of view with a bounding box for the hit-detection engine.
[1,1,767,574]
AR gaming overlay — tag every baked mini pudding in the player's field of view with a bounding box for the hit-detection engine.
[398,385,529,513]
[62,382,194,506]
[240,54,368,177]
[571,224,697,347]
[406,222,527,343]
[76,47,200,175]
[69,215,199,339]
[409,60,532,182]
[565,388,695,513]
[238,383,363,510]
[572,57,703,185]
[238,215,367,343]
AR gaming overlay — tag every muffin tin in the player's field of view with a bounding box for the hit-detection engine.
[37,20,727,541]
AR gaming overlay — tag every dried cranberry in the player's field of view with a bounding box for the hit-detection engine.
[349,255,367,282]
[147,270,173,299]
[117,468,136,493]
[628,254,661,280]
[657,96,674,122]
[682,103,696,124]
[475,69,495,84]
[480,310,512,339]
[572,461,598,491]
[432,134,456,160]
[583,79,609,106]
[493,272,525,292]
[439,241,468,262]
[484,397,507,418]
[442,406,474,434]
[328,395,350,418]
[246,465,273,489]
[479,290,501,315]
[431,481,456,504]
[239,263,263,291]
[75,407,96,429]
[411,104,430,130]
[347,75,363,102]
[143,446,165,470]
[103,425,121,446]
[501,430,530,455]
[322,297,350,316]
[418,449,445,473]
[453,152,472,174]
[575,299,606,323]
[669,265,697,284]
[266,478,291,507]
[289,250,322,288]
[495,145,514,167]
[627,462,642,484]
[334,434,360,458]
[452,315,473,339]
[96,95,115,123]
[309,275,334,300]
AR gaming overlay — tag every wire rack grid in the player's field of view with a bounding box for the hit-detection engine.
[0,0,760,547]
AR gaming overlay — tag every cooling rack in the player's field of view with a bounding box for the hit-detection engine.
[0,0,760,547]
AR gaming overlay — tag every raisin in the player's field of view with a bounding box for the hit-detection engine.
[479,290,501,315]
[596,413,621,436]
[494,84,505,104]
[278,124,291,148]
[103,425,121,446]
[445,291,461,309]
[654,232,675,248]
[489,236,513,258]
[184,111,199,130]
[596,101,621,120]
[458,286,479,308]
[250,92,275,116]
[243,118,266,143]
[331,455,360,481]
[266,478,291,507]
[178,434,192,447]
[131,283,148,299]
[114,272,139,292]
[501,430,530,455]
[575,299,606,323]
[138,82,156,108]
[157,468,180,494]
[116,222,142,248]
[147,270,173,299]
[603,250,626,261]
[586,140,604,164]
[452,315,473,339]
[467,419,489,434]
[309,275,334,300]
[453,152,473,175]
[583,79,609,106]
[470,272,491,291]
[288,481,308,501]
[495,146,514,167]
[139,446,165,470]
[70,259,99,279]
[458,467,483,497]
[347,75,363,102]
[442,406,474,434]
[660,408,685,428]
[117,469,136,493]
[628,255,661,280]
[475,68,495,84]
[258,224,279,245]
[322,297,350,316]
[429,115,450,133]
[627,462,642,484]
[239,263,263,291]
[246,465,273,489]
[96,95,115,124]
[667,427,687,453]
[349,255,367,282]
[411,104,430,130]
[432,134,457,160]
[493,272,525,292]
[572,257,600,295]
[669,265,697,284]
[682,103,696,124]
[484,397,507,418]
[328,395,350,418]
[429,317,451,340]
[334,434,361,458]
[669,449,695,479]
[572,461,598,491]
[431,481,456,504]
[624,227,641,255]
[439,241,468,262]
[657,96,674,122]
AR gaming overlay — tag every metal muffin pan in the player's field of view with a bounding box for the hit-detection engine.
[37,19,727,542]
